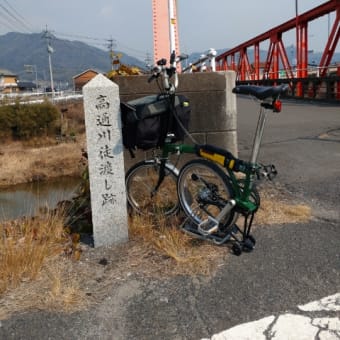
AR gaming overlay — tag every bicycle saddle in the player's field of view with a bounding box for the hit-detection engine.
[232,84,288,100]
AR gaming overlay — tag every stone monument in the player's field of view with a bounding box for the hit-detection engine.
[83,74,129,247]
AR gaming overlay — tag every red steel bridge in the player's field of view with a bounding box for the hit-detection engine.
[216,0,340,101]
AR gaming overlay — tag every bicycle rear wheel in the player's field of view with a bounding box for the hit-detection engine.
[177,159,236,229]
[125,160,179,216]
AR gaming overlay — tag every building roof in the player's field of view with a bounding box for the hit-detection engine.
[0,68,17,76]
[72,69,100,79]
[17,81,36,89]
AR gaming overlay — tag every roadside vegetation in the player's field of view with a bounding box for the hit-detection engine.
[0,100,85,187]
[0,99,311,318]
[0,100,59,141]
[0,186,311,317]
[0,98,85,144]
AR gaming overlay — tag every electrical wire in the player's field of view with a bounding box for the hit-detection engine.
[115,39,151,59]
[53,30,149,61]
[0,2,148,64]
[3,0,34,31]
[0,16,17,32]
[0,1,33,33]
[54,31,107,43]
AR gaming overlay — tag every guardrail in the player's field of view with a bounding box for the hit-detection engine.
[0,91,83,105]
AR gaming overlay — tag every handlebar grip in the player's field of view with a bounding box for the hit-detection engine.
[156,58,167,66]
[170,50,176,64]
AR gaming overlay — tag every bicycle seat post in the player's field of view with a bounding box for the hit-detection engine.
[250,105,268,164]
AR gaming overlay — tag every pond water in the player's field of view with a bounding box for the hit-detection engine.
[0,177,81,221]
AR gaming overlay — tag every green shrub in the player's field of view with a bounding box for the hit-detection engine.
[0,101,60,141]
[0,105,15,140]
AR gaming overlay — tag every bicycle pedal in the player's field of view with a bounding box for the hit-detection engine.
[198,216,219,235]
[259,164,278,181]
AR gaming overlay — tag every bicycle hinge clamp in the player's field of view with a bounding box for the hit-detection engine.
[198,199,236,235]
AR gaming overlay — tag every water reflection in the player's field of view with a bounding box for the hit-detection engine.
[0,177,80,221]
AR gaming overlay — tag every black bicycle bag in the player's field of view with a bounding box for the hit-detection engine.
[120,94,190,156]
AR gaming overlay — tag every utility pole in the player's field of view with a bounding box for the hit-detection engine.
[24,64,38,91]
[107,36,116,70]
[145,52,152,70]
[42,25,55,98]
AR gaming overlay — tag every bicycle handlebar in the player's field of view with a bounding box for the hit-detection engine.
[147,52,188,92]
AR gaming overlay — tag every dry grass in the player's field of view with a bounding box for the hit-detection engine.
[0,257,89,320]
[0,208,88,319]
[0,136,85,187]
[256,186,311,225]
[129,214,224,276]
[0,183,312,319]
[128,185,312,275]
[0,210,68,294]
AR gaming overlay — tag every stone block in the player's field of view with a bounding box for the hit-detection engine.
[83,74,129,247]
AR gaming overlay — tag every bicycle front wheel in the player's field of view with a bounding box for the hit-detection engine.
[125,160,179,216]
[177,159,236,229]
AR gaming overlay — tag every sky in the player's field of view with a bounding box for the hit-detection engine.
[0,0,338,61]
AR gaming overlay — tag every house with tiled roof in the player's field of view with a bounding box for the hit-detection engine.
[73,69,100,91]
[0,69,18,93]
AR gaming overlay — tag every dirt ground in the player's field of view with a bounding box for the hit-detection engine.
[0,125,312,320]
[0,180,312,320]
[0,135,86,188]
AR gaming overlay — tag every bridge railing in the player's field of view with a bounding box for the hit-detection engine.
[182,48,217,73]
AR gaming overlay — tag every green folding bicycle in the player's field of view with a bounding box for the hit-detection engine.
[123,52,288,255]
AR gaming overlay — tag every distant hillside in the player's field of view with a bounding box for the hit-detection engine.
[1,32,339,88]
[0,32,145,87]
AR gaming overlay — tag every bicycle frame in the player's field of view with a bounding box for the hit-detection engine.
[126,52,288,253]
[229,104,270,214]
[157,102,271,215]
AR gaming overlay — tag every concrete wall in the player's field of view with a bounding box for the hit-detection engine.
[113,71,237,167]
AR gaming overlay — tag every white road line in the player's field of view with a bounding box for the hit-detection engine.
[203,293,340,340]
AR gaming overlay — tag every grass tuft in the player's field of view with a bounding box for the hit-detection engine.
[45,264,87,312]
[0,209,88,319]
[0,210,68,295]
[129,214,222,275]
[256,188,311,225]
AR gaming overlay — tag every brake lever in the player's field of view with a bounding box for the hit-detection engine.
[148,65,162,83]
[176,53,189,62]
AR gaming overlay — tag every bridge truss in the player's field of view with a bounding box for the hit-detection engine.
[216,0,340,99]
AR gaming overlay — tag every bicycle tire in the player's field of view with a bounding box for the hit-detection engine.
[125,159,179,216]
[177,159,236,230]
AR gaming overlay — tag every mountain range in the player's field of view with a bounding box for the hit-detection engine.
[0,32,146,87]
[0,32,339,89]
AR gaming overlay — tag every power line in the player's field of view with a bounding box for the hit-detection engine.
[3,0,34,31]
[0,16,17,31]
[53,29,148,60]
[115,40,151,58]
[54,31,107,43]
[0,2,149,61]
[55,30,148,58]
[0,4,148,63]
[0,2,33,33]
[0,8,22,31]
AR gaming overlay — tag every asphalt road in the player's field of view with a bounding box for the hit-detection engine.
[0,97,339,340]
